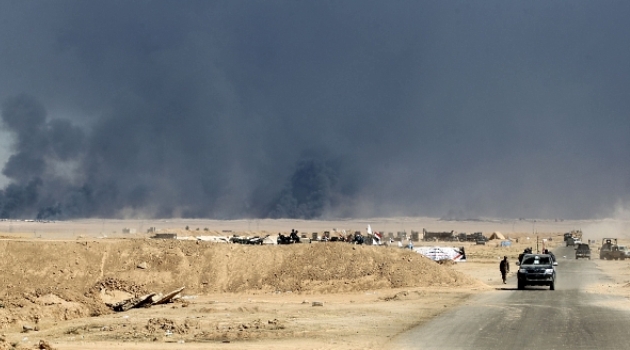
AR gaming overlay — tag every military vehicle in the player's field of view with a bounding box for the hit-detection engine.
[599,238,625,260]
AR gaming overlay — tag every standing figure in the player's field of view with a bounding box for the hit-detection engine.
[499,256,510,284]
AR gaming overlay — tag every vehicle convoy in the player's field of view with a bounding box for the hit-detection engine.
[564,230,583,242]
[517,254,557,290]
[600,238,625,260]
[575,243,591,260]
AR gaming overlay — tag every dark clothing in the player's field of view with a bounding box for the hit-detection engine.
[500,259,510,284]
[500,260,509,273]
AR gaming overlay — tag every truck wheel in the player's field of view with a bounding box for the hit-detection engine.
[550,282,555,291]
[517,281,524,290]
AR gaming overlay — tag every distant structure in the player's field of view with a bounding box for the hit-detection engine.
[422,229,454,241]
[152,233,177,239]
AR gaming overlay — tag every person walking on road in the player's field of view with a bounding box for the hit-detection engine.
[499,256,510,284]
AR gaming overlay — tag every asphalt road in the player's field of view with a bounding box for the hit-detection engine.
[389,246,630,350]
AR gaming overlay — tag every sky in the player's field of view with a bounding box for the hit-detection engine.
[0,0,629,220]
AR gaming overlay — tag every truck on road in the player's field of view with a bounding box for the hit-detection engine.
[600,238,625,260]
[576,243,591,260]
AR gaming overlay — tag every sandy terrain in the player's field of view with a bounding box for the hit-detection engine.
[0,218,623,349]
[581,238,630,299]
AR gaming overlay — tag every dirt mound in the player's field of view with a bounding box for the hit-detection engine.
[0,335,8,350]
[146,317,192,335]
[91,277,148,295]
[0,240,477,329]
[254,244,475,293]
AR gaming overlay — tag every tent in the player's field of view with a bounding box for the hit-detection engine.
[489,232,506,240]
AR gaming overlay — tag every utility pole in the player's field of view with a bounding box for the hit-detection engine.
[532,220,536,235]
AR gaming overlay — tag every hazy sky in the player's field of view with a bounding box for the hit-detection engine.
[0,0,629,219]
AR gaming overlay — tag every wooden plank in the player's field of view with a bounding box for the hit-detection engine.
[112,293,156,312]
[152,286,185,305]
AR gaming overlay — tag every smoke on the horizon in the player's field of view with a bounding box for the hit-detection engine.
[0,1,629,220]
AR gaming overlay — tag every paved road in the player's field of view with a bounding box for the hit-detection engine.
[389,246,630,350]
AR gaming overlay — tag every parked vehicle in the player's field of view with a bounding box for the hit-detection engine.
[575,243,591,260]
[230,235,270,245]
[277,229,301,244]
[247,235,270,245]
[517,254,557,290]
[618,245,630,258]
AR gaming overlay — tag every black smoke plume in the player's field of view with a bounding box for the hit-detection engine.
[0,95,354,219]
[1,2,630,219]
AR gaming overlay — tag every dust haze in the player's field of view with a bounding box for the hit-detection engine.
[0,1,629,220]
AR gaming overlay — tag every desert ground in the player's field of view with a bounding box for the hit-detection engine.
[1,217,629,350]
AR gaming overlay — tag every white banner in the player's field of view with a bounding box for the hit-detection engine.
[413,246,466,262]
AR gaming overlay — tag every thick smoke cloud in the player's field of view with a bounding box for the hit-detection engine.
[0,94,86,218]
[0,1,629,219]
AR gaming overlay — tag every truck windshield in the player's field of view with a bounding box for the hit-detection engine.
[522,256,551,265]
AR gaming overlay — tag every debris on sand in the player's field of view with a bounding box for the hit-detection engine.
[108,287,186,312]
[152,287,186,306]
[110,293,156,312]
[38,339,56,350]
